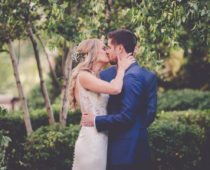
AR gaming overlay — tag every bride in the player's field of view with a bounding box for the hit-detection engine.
[69,38,134,170]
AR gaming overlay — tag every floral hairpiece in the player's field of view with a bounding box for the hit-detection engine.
[72,46,86,62]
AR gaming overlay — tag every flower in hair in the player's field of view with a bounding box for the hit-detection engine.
[72,46,86,62]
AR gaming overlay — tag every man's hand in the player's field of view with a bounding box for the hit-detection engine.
[81,112,95,127]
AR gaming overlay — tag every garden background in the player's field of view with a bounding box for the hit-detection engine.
[0,0,209,170]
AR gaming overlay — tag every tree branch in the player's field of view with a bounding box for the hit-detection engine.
[36,35,62,89]
[10,21,20,35]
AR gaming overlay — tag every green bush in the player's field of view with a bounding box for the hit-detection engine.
[22,109,210,170]
[27,84,45,110]
[30,104,81,129]
[149,110,210,170]
[23,124,80,170]
[27,79,61,110]
[0,107,7,116]
[0,105,81,170]
[157,89,210,112]
[0,109,26,170]
[1,106,210,170]
[0,130,11,170]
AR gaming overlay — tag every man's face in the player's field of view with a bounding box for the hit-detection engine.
[107,38,118,65]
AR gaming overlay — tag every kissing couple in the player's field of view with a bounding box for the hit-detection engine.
[69,29,157,170]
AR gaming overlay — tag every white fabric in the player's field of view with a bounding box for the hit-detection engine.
[72,75,109,170]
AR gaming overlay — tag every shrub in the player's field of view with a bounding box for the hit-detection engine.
[0,130,11,170]
[27,84,45,110]
[0,107,7,116]
[30,104,81,129]
[0,105,81,170]
[27,79,61,110]
[23,124,80,170]
[149,110,210,170]
[1,106,209,170]
[0,109,26,170]
[157,89,210,112]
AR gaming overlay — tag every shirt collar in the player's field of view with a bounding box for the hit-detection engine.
[126,61,138,72]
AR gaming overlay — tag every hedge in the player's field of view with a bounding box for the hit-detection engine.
[157,89,210,112]
[1,107,209,170]
[22,109,210,170]
[0,130,11,170]
[29,104,81,129]
[23,124,80,170]
[149,110,210,170]
[0,105,81,170]
[0,107,26,170]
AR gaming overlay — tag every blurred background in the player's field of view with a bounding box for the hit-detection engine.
[0,0,209,110]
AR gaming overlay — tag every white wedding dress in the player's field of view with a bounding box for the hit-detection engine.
[72,76,109,170]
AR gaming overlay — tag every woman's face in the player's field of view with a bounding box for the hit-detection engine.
[96,41,109,64]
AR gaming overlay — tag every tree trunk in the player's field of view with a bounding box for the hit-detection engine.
[59,47,73,127]
[7,38,33,135]
[36,35,62,90]
[62,39,67,78]
[26,21,55,125]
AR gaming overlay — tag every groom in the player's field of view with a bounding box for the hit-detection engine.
[82,29,157,170]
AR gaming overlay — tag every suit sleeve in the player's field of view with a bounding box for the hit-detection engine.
[99,66,116,82]
[145,74,158,127]
[95,74,144,132]
[99,70,106,81]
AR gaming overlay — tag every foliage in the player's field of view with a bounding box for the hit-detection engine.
[0,108,26,170]
[1,106,210,170]
[27,78,59,110]
[0,107,7,116]
[0,104,80,132]
[150,122,203,170]
[0,0,32,45]
[30,104,81,129]
[27,83,45,110]
[0,56,14,94]
[149,110,210,170]
[157,89,210,112]
[1,0,209,100]
[0,104,80,134]
[23,124,80,170]
[0,130,11,170]
[134,0,210,89]
[132,0,209,68]
[0,105,80,169]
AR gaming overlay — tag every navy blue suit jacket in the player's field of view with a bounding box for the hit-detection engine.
[95,62,157,165]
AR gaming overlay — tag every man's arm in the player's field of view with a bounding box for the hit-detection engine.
[145,74,157,127]
[99,66,117,82]
[81,66,117,127]
[95,74,144,132]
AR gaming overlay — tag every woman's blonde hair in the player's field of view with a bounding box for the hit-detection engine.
[69,38,102,111]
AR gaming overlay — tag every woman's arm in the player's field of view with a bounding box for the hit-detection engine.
[79,54,135,95]
[79,68,125,95]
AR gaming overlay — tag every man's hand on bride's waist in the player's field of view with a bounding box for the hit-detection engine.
[81,112,95,127]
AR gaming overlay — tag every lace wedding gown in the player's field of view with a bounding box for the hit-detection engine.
[72,76,109,170]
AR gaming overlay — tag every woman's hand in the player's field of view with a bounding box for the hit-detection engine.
[117,53,135,71]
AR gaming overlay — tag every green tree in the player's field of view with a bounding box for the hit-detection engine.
[0,0,33,135]
[129,0,209,89]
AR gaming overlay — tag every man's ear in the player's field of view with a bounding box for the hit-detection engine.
[115,45,120,54]
[118,44,124,53]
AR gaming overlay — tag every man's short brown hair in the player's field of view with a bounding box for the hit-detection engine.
[108,29,137,54]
